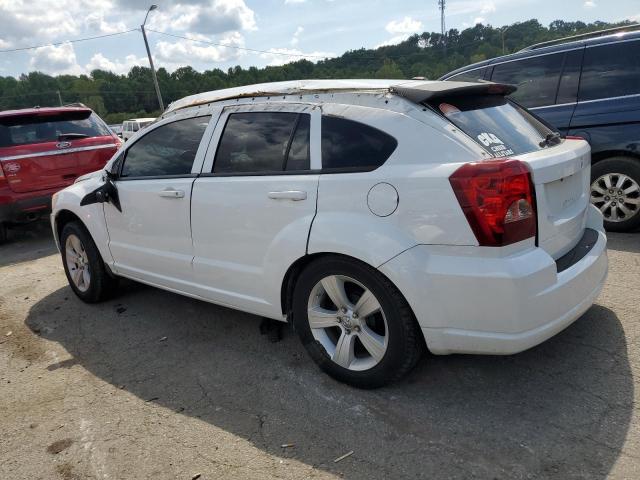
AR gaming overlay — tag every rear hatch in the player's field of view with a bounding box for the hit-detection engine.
[0,108,118,194]
[426,92,589,259]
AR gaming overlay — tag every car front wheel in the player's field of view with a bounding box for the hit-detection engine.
[293,256,423,388]
[60,221,118,302]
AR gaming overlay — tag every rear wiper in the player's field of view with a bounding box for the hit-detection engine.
[539,132,562,148]
[58,133,89,140]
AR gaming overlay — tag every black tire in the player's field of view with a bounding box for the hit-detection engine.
[292,256,423,389]
[0,222,7,243]
[591,156,640,232]
[60,221,118,303]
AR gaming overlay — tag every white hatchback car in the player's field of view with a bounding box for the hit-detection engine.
[51,80,608,388]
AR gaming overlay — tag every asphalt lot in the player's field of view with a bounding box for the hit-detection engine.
[0,221,639,480]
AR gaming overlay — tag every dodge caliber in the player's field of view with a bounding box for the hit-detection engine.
[50,80,608,388]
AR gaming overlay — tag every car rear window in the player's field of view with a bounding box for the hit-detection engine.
[0,111,111,148]
[579,40,640,101]
[429,95,556,156]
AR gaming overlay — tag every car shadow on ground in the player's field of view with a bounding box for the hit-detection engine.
[25,281,633,480]
[0,220,57,268]
[606,231,640,254]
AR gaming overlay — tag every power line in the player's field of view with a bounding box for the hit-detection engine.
[0,29,139,54]
[146,29,336,59]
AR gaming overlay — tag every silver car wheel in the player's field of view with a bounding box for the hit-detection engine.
[307,275,388,371]
[591,173,640,222]
[65,234,91,292]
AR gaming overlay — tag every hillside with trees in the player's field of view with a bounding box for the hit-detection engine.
[0,19,633,122]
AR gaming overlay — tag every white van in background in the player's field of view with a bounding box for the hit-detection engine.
[121,118,155,141]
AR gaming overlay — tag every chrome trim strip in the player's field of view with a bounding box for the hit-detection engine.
[577,92,640,105]
[0,143,118,162]
[530,102,577,110]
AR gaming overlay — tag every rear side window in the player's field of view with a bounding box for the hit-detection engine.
[431,95,555,156]
[121,116,210,178]
[321,116,397,170]
[213,112,310,174]
[0,111,111,148]
[579,40,640,101]
[446,68,486,83]
[491,53,564,108]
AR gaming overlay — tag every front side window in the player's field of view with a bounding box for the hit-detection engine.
[120,115,210,178]
[491,53,565,108]
[579,40,640,101]
[447,68,486,83]
[321,116,397,170]
[213,112,310,173]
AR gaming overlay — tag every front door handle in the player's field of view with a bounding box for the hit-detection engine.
[158,189,185,198]
[268,190,307,201]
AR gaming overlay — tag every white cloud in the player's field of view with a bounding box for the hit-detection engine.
[155,32,246,70]
[86,53,146,74]
[480,2,496,14]
[29,43,83,75]
[291,26,304,46]
[473,17,486,25]
[259,48,334,66]
[284,0,307,4]
[584,0,597,8]
[385,16,423,35]
[84,12,127,34]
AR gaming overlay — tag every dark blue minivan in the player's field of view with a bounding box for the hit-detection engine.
[441,26,640,232]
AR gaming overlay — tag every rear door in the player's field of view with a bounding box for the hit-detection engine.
[104,113,215,290]
[0,110,118,193]
[490,50,581,133]
[190,104,320,318]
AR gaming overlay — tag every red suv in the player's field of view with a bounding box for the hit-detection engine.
[0,106,121,241]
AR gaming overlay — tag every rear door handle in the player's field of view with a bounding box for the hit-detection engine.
[268,190,307,201]
[158,189,185,198]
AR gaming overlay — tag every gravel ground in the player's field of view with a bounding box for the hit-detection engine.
[0,220,638,480]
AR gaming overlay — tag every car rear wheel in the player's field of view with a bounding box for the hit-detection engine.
[60,221,118,302]
[591,157,640,232]
[292,256,423,388]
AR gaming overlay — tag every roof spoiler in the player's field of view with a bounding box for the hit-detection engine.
[390,81,517,104]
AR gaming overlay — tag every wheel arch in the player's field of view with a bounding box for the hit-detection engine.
[591,150,640,165]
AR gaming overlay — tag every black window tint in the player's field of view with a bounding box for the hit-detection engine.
[286,114,310,171]
[214,112,300,173]
[447,68,486,83]
[579,41,640,101]
[556,49,583,104]
[491,53,564,108]
[121,116,210,177]
[0,111,111,148]
[321,116,397,170]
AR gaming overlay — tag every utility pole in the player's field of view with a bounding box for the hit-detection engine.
[438,0,446,56]
[141,5,164,111]
[56,90,63,106]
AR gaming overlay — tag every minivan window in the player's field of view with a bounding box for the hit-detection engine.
[556,49,583,105]
[213,112,310,174]
[447,68,486,83]
[0,111,111,148]
[321,116,397,170]
[490,52,565,108]
[431,95,555,156]
[121,115,210,178]
[579,40,640,101]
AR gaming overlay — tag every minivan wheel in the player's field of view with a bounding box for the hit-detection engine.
[60,221,118,303]
[591,157,640,232]
[292,256,423,388]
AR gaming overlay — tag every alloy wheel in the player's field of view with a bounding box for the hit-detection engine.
[591,173,640,222]
[65,234,91,292]
[307,275,388,371]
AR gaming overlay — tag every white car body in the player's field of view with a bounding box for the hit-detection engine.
[51,79,607,358]
[121,117,156,142]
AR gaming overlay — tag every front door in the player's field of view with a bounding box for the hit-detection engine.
[104,114,214,291]
[190,104,320,318]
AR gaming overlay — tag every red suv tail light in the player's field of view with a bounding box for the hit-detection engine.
[449,159,536,247]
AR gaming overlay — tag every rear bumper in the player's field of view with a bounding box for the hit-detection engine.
[378,205,608,355]
[0,190,52,223]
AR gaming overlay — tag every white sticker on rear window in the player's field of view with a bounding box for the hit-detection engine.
[477,133,514,157]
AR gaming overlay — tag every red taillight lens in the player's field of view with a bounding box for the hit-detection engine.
[449,159,536,247]
[565,135,584,141]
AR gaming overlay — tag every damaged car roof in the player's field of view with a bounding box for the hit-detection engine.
[163,79,516,114]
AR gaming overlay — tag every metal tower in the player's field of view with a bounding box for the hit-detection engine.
[438,0,446,54]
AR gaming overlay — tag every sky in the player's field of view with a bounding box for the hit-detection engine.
[0,0,638,78]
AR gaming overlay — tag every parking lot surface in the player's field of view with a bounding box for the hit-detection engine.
[0,221,639,480]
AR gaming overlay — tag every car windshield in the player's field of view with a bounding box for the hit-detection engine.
[0,111,111,148]
[428,95,558,156]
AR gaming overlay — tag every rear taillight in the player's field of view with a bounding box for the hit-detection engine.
[449,159,536,247]
[565,135,584,141]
